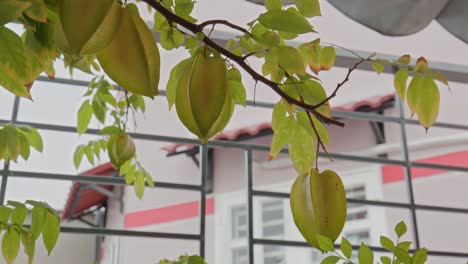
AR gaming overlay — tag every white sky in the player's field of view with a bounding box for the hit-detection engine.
[1,0,468,209]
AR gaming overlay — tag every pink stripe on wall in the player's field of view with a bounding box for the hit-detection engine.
[124,198,214,228]
[382,150,468,184]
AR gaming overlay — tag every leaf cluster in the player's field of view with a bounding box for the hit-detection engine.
[0,125,43,162]
[315,221,428,264]
[0,200,60,264]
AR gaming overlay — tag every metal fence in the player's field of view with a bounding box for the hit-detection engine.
[2,32,468,263]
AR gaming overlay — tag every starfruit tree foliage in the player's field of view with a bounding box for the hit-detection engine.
[0,0,449,262]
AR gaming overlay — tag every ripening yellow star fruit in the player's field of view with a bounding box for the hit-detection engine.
[57,0,121,56]
[175,51,234,142]
[290,169,347,249]
[107,133,136,168]
[97,3,160,98]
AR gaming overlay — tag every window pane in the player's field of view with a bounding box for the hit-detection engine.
[232,247,248,264]
[232,206,247,239]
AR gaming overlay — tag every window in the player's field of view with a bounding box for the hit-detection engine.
[345,230,371,245]
[230,205,248,264]
[232,205,247,239]
[261,200,285,264]
[232,247,248,264]
[346,185,368,221]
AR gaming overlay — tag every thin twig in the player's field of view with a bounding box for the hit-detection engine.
[313,55,373,110]
[197,20,250,35]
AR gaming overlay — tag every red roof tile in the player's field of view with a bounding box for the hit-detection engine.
[163,94,395,155]
[61,163,117,220]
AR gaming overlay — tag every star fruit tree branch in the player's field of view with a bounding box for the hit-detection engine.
[141,0,345,127]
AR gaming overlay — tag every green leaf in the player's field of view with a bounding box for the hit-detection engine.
[397,54,411,65]
[124,165,136,184]
[77,100,93,134]
[20,231,36,264]
[296,112,330,144]
[265,0,282,10]
[266,46,305,75]
[372,61,385,75]
[160,28,185,50]
[42,211,60,255]
[4,126,18,161]
[288,121,315,174]
[24,0,48,22]
[320,46,336,71]
[0,26,28,80]
[406,75,439,129]
[299,80,331,117]
[394,69,409,101]
[84,145,95,165]
[317,234,335,252]
[11,205,28,225]
[380,236,395,252]
[2,227,20,264]
[380,256,392,264]
[227,79,246,107]
[394,221,407,238]
[340,237,352,259]
[258,10,314,34]
[358,243,373,264]
[144,171,154,188]
[432,70,448,86]
[134,172,145,199]
[394,247,412,264]
[92,95,106,124]
[18,132,31,160]
[0,206,12,223]
[18,127,43,152]
[73,145,85,169]
[167,58,192,109]
[0,0,32,25]
[320,256,340,264]
[174,0,194,17]
[269,103,293,159]
[31,206,46,240]
[187,255,206,264]
[153,11,168,32]
[412,248,428,264]
[294,0,320,17]
[0,26,31,98]
[100,126,122,136]
[397,241,412,251]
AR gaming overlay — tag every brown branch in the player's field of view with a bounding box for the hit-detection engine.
[142,0,344,127]
[313,55,373,110]
[197,20,250,35]
[300,96,331,168]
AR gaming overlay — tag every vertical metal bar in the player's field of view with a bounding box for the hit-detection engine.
[0,96,20,205]
[245,148,254,264]
[199,144,208,258]
[396,97,421,249]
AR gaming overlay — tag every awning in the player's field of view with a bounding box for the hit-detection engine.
[163,93,395,155]
[61,163,117,220]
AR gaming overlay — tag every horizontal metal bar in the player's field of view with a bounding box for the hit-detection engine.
[411,161,468,173]
[6,119,468,171]
[253,238,468,258]
[252,190,468,214]
[9,171,202,191]
[59,226,201,240]
[27,80,468,131]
